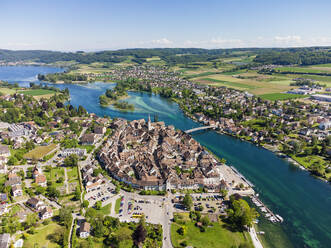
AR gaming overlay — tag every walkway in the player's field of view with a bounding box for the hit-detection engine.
[64,168,69,194]
[249,227,263,248]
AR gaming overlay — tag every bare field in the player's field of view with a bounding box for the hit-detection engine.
[194,73,294,95]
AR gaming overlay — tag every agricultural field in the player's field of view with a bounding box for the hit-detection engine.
[275,66,331,74]
[193,71,294,95]
[24,144,58,160]
[259,93,308,101]
[0,87,16,95]
[171,213,253,248]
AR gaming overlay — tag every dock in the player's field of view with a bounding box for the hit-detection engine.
[250,196,283,223]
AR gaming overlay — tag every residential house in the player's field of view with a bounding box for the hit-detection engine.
[12,185,23,197]
[35,174,47,187]
[79,222,91,238]
[26,197,45,211]
[39,207,53,220]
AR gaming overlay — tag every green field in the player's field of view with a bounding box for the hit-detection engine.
[275,66,331,74]
[23,222,64,248]
[171,216,253,248]
[96,203,111,215]
[18,89,57,96]
[115,197,122,214]
[259,93,308,101]
[0,87,16,95]
[183,72,219,79]
[24,144,58,160]
[44,167,65,187]
[200,77,257,89]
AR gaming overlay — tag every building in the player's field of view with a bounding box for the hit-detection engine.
[35,174,47,187]
[319,121,331,130]
[0,233,10,248]
[79,222,91,238]
[94,125,106,134]
[26,197,45,211]
[0,145,10,158]
[62,148,86,157]
[80,134,95,145]
[39,207,53,220]
[311,94,331,102]
[12,185,23,197]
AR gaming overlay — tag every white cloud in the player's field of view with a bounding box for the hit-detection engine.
[150,38,173,45]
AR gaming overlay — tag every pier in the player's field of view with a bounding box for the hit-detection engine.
[251,196,283,223]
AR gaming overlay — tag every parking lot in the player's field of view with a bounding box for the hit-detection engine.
[173,194,227,214]
[85,182,116,207]
[118,195,166,224]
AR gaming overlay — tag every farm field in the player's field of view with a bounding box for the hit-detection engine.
[24,144,58,160]
[171,213,253,248]
[259,93,308,101]
[23,222,64,248]
[193,73,293,95]
[0,87,16,95]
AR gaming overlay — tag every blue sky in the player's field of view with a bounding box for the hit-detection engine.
[1,0,331,51]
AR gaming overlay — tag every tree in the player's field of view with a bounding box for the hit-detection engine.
[95,201,102,210]
[133,217,147,245]
[177,226,186,235]
[82,200,89,208]
[182,193,193,210]
[59,207,73,228]
[227,199,259,230]
[47,185,60,199]
[201,216,210,226]
[64,154,78,167]
[25,213,38,228]
[74,187,81,201]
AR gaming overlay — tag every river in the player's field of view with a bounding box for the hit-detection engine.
[1,66,331,248]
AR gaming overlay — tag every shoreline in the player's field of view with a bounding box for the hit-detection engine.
[182,110,330,186]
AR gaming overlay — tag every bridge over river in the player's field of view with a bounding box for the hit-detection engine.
[185,125,217,134]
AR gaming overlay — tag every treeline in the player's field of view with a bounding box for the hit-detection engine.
[254,48,331,65]
[38,73,87,83]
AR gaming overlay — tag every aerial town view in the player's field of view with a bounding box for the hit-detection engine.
[0,1,330,248]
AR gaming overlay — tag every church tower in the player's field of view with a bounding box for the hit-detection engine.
[148,114,152,131]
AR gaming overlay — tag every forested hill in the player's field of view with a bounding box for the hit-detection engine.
[1,47,331,65]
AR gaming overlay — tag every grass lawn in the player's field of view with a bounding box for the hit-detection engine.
[67,167,78,182]
[77,237,106,248]
[24,144,58,160]
[292,154,328,169]
[23,222,64,248]
[171,218,253,248]
[44,167,65,187]
[18,89,56,96]
[115,197,122,214]
[259,93,308,101]
[96,203,111,215]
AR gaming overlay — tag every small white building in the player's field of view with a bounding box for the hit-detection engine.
[79,222,91,238]
[39,207,53,220]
